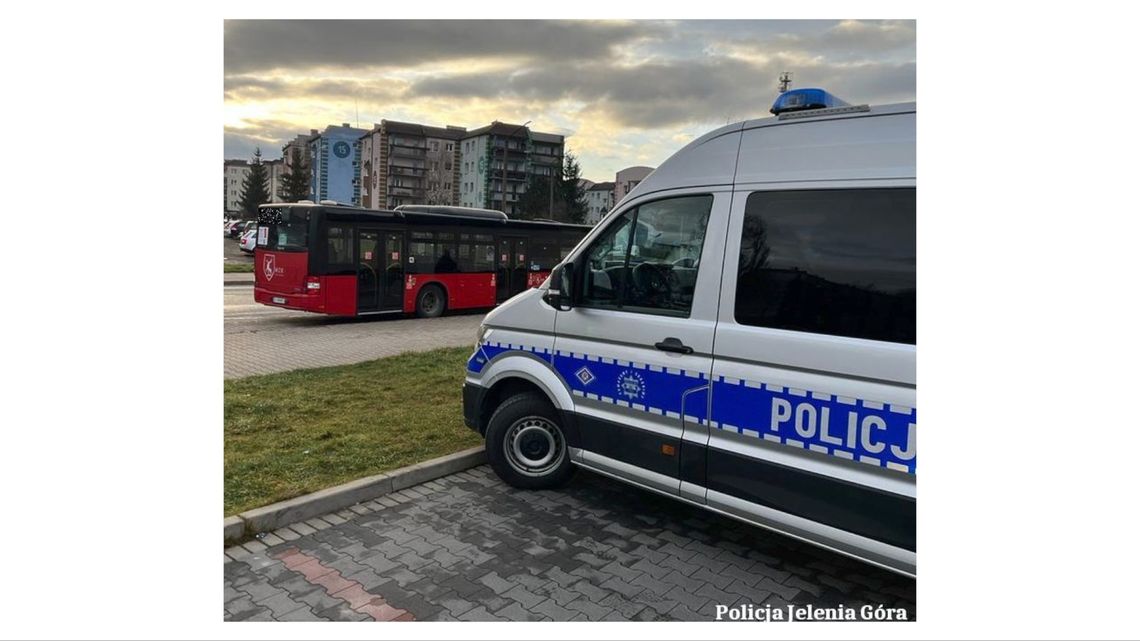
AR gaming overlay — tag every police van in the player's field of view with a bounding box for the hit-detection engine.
[463,89,916,576]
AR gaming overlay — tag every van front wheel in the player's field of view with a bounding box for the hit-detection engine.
[485,392,575,489]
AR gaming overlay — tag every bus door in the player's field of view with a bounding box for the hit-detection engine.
[357,230,381,313]
[497,237,528,302]
[382,231,405,310]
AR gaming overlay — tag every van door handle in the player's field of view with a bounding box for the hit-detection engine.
[654,337,693,354]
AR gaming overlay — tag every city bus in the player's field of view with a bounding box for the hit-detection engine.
[253,202,591,318]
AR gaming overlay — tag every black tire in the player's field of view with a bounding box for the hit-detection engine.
[415,284,446,318]
[485,392,576,489]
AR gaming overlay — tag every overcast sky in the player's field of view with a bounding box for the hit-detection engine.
[224,19,915,182]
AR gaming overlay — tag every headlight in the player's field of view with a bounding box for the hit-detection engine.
[474,324,488,348]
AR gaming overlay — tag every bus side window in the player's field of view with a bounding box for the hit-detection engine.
[409,231,435,274]
[326,225,354,274]
[458,233,495,272]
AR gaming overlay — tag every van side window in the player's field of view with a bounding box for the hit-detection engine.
[581,194,712,316]
[735,188,916,344]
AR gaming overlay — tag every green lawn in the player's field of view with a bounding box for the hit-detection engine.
[224,346,481,515]
[224,262,254,273]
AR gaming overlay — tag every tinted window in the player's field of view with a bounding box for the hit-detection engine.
[530,233,561,271]
[735,188,915,344]
[581,194,712,316]
[408,231,435,274]
[434,232,458,273]
[458,233,495,272]
[325,225,354,274]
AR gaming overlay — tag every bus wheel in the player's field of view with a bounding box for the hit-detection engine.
[415,284,445,318]
[485,392,575,489]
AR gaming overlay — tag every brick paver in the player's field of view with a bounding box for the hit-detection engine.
[224,465,916,621]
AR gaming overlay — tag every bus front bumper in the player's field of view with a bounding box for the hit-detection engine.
[254,286,323,313]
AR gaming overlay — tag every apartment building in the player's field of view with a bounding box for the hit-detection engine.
[358,120,465,209]
[458,122,565,217]
[614,165,655,204]
[309,123,368,204]
[584,181,615,225]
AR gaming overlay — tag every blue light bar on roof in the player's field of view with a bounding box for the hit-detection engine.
[770,88,851,115]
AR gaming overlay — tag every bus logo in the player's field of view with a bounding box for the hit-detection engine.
[263,255,276,281]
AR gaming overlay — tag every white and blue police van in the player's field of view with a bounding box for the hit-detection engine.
[463,88,916,576]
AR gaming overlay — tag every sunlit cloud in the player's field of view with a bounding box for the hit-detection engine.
[223,19,915,181]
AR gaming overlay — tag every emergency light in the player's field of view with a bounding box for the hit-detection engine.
[770,88,850,115]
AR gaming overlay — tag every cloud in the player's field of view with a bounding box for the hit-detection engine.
[224,20,663,74]
[408,55,914,130]
[223,20,915,178]
[224,74,408,102]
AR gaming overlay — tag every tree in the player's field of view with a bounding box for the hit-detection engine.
[280,146,311,203]
[424,160,452,205]
[559,152,589,224]
[238,147,271,217]
[515,174,549,220]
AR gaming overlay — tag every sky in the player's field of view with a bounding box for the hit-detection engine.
[224,19,915,183]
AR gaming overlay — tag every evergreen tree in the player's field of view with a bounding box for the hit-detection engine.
[237,147,271,217]
[515,175,548,220]
[280,146,311,202]
[559,152,589,224]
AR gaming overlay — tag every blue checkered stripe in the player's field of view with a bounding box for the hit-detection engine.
[467,341,551,374]
[711,376,916,475]
[467,341,915,475]
[551,350,708,421]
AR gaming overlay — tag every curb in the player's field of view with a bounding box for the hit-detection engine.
[223,279,255,287]
[224,447,486,545]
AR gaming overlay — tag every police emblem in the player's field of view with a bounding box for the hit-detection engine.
[575,366,596,386]
[617,369,646,401]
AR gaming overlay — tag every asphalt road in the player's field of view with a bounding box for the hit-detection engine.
[223,233,254,264]
[224,286,483,379]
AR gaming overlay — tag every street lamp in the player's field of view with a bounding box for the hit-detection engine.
[499,120,530,216]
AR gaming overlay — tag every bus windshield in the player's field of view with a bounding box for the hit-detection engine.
[258,206,310,252]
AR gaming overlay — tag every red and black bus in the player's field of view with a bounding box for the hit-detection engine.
[253,202,591,318]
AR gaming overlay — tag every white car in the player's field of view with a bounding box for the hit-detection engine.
[239,227,258,253]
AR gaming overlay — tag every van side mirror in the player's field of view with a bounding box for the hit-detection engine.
[543,263,574,311]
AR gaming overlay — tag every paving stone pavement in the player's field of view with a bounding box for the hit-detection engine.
[224,465,916,622]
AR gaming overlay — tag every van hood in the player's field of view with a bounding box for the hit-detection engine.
[482,287,556,335]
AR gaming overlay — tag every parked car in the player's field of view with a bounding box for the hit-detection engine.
[239,227,257,253]
[226,220,245,238]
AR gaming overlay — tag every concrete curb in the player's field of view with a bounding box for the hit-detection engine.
[223,279,255,287]
[224,447,486,545]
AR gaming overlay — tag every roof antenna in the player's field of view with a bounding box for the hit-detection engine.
[778,71,793,94]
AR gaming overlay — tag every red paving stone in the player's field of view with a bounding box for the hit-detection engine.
[331,584,376,610]
[270,547,413,621]
[312,570,355,595]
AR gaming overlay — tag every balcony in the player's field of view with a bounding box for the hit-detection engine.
[390,186,424,197]
[389,143,427,158]
[388,165,426,177]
